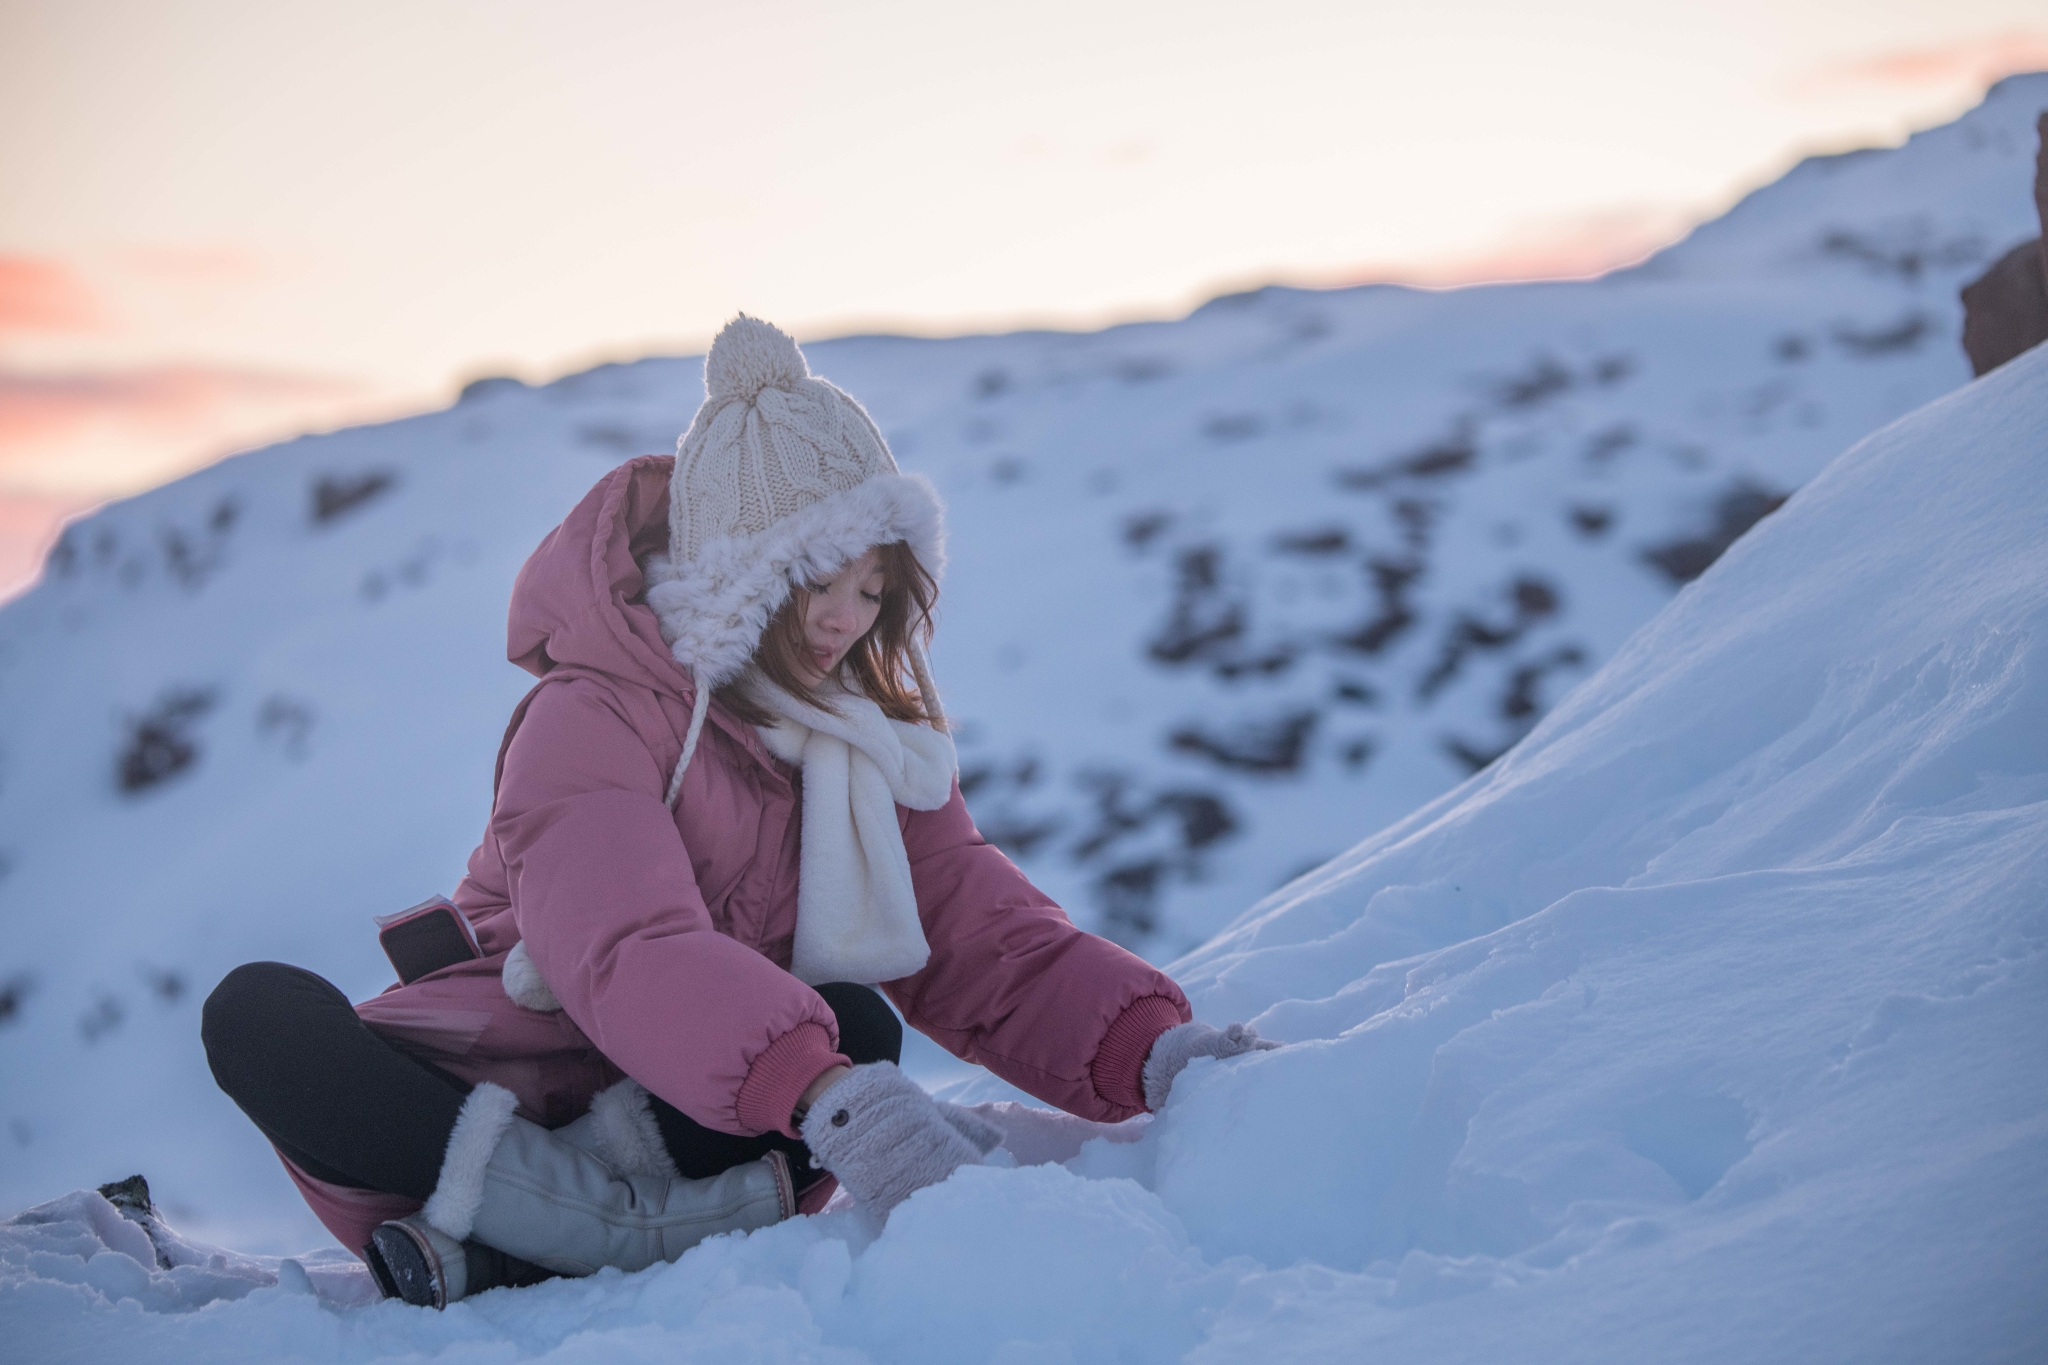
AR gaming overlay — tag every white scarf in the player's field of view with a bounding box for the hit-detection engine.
[751,678,957,986]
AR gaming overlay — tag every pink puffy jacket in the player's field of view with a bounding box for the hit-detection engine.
[287,455,1189,1250]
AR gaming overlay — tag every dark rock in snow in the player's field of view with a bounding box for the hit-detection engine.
[1961,239,2048,374]
[1816,223,1988,282]
[1203,413,1265,443]
[1335,428,1476,490]
[1491,354,1575,409]
[311,470,397,525]
[79,992,124,1042]
[116,688,217,794]
[1958,112,2048,377]
[1831,312,1933,357]
[1569,504,1614,538]
[1641,482,1790,586]
[1442,734,1514,774]
[0,972,33,1025]
[1169,710,1319,774]
[1416,577,1562,699]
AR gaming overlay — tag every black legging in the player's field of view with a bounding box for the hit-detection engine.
[202,961,901,1201]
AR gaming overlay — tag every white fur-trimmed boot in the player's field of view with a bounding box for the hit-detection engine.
[550,1078,682,1178]
[370,1081,795,1308]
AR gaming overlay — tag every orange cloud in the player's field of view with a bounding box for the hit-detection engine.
[0,256,107,336]
[1810,30,2048,91]
[0,362,373,556]
[0,362,375,599]
[1335,204,1697,290]
[0,366,352,459]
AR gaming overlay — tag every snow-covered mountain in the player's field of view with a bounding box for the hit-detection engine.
[8,260,2045,1365]
[0,74,2043,1260]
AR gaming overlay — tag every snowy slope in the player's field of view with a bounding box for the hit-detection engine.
[7,264,2044,1365]
[0,75,2043,1257]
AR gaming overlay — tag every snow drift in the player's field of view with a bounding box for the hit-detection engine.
[7,313,2044,1364]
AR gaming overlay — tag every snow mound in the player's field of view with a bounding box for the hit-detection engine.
[1148,343,2048,1358]
[6,324,2043,1364]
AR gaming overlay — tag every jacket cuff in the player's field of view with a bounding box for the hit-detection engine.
[736,1023,850,1138]
[1090,994,1191,1115]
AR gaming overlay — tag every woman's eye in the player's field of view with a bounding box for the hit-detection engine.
[860,591,882,604]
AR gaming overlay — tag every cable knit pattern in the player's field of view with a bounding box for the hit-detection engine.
[649,314,946,694]
[675,316,897,565]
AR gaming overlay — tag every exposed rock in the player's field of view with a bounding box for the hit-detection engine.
[1959,112,2048,377]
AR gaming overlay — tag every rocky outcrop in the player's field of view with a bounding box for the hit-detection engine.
[1959,112,2048,376]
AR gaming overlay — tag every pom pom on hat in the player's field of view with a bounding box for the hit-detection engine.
[704,314,809,402]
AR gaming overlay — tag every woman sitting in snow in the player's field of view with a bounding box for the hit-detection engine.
[201,316,1276,1308]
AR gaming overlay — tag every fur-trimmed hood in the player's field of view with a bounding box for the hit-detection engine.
[503,452,949,811]
[504,453,944,700]
[641,469,945,691]
[504,454,700,698]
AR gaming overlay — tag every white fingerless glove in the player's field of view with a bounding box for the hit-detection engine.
[799,1063,988,1215]
[1142,1021,1282,1111]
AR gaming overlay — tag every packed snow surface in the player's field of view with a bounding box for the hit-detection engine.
[3,78,2047,1362]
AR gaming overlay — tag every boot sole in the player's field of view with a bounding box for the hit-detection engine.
[361,1237,401,1301]
[368,1222,447,1309]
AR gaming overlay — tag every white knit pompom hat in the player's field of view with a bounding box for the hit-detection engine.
[643,315,947,805]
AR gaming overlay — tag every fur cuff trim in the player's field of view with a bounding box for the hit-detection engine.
[421,1082,520,1241]
[502,940,562,1012]
[581,1080,680,1179]
[644,473,945,689]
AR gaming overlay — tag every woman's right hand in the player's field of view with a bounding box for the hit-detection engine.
[798,1062,988,1215]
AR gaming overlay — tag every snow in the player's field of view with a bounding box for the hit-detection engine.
[3,77,2047,1362]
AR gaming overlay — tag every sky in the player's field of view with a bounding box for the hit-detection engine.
[2,0,2046,596]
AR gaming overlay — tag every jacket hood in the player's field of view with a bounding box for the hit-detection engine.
[507,455,691,697]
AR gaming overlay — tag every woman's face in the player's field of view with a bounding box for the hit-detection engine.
[795,547,886,686]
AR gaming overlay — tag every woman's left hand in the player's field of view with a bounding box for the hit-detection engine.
[1141,1021,1282,1111]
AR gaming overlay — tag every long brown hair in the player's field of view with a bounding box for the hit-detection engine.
[716,541,939,727]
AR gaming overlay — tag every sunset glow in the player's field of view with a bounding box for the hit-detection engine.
[2,0,2044,596]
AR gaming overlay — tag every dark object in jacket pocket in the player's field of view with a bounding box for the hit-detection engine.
[377,898,482,985]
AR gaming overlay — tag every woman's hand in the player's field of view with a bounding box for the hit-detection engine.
[1142,1021,1282,1111]
[798,1062,987,1215]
